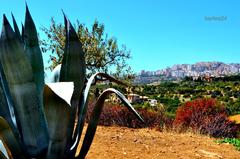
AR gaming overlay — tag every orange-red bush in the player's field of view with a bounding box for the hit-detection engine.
[174,98,238,138]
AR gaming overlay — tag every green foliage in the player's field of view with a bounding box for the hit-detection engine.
[0,6,144,159]
[226,99,240,115]
[41,18,132,77]
[157,97,180,114]
[217,138,240,150]
[135,77,240,115]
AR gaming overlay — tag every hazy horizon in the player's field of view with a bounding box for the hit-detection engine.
[139,61,240,72]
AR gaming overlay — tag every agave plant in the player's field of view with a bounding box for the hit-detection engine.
[0,6,144,159]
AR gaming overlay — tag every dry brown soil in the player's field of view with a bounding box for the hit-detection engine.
[77,126,240,159]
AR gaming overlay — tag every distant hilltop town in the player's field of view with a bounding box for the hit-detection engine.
[135,62,240,84]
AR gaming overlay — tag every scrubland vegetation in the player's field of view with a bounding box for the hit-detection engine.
[91,76,240,150]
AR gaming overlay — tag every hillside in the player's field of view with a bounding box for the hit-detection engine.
[135,62,240,84]
[129,78,240,116]
[79,126,240,159]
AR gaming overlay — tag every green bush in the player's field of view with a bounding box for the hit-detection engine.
[217,138,240,150]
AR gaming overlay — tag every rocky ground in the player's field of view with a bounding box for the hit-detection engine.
[76,126,240,159]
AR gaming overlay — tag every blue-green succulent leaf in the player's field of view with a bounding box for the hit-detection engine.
[59,13,86,153]
[0,60,20,137]
[21,23,24,42]
[70,73,127,154]
[11,13,22,43]
[60,14,85,96]
[24,5,45,104]
[0,140,9,159]
[44,83,72,159]
[0,14,49,157]
[77,88,144,158]
[0,150,7,159]
[0,117,27,159]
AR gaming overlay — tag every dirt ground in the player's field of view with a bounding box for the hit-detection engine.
[77,125,240,159]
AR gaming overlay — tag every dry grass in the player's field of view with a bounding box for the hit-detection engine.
[229,114,240,124]
[77,125,240,159]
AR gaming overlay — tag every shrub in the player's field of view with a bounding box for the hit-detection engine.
[86,102,171,130]
[200,114,238,138]
[174,98,239,138]
[157,97,180,114]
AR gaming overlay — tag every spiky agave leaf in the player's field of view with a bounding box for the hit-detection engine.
[21,23,24,42]
[11,14,22,43]
[0,117,27,159]
[77,88,144,158]
[60,13,86,84]
[60,14,85,96]
[43,82,73,159]
[70,73,128,154]
[0,60,20,138]
[59,14,86,153]
[0,150,7,159]
[0,140,9,159]
[0,15,48,156]
[23,5,45,106]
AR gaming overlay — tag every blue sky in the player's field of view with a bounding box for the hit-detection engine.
[1,0,240,73]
